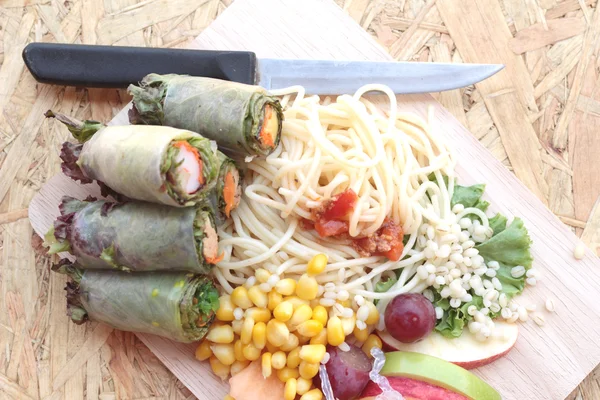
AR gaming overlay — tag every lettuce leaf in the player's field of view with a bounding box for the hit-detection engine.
[434,295,484,338]
[433,182,532,337]
[488,213,508,236]
[375,277,397,294]
[476,217,533,296]
[451,184,489,213]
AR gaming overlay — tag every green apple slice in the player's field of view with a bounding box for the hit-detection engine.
[381,351,501,400]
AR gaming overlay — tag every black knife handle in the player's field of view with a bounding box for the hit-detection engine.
[22,43,257,88]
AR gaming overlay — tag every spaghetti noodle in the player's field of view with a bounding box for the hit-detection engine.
[214,85,490,311]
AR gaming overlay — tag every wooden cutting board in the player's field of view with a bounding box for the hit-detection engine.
[28,0,600,399]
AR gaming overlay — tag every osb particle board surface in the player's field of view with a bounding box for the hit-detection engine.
[2,0,600,399]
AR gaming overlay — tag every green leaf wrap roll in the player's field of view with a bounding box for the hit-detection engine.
[128,74,284,156]
[47,111,221,207]
[45,196,220,273]
[92,125,219,206]
[54,261,219,343]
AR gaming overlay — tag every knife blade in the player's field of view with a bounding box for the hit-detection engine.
[22,43,503,94]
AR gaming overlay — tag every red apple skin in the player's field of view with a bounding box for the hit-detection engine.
[360,376,469,400]
[450,347,514,369]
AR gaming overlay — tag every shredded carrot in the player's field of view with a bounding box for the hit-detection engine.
[173,141,204,185]
[206,252,224,265]
[223,171,237,217]
[258,106,275,148]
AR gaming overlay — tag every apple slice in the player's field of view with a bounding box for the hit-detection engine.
[379,321,518,369]
[372,351,501,400]
[361,376,470,399]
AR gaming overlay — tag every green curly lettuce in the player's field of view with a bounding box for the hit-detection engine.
[434,295,484,338]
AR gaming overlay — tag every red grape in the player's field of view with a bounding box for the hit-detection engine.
[384,293,436,343]
[315,345,372,400]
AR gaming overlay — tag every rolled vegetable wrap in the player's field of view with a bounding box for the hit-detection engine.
[128,74,284,156]
[47,111,220,207]
[45,196,221,273]
[54,260,219,343]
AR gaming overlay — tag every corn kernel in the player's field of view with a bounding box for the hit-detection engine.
[230,360,249,376]
[297,334,310,345]
[362,334,383,357]
[216,295,235,321]
[280,332,300,352]
[341,315,356,336]
[255,268,271,283]
[241,317,255,345]
[307,253,328,275]
[245,307,271,323]
[266,341,279,354]
[268,290,283,310]
[327,316,345,346]
[206,324,235,344]
[234,339,245,362]
[287,347,301,369]
[289,304,313,327]
[274,301,294,322]
[252,321,267,349]
[353,325,370,343]
[284,378,297,400]
[277,367,299,383]
[271,351,287,369]
[248,285,269,308]
[262,352,272,378]
[209,356,230,381]
[300,388,323,400]
[275,279,297,296]
[365,302,380,325]
[310,298,320,308]
[195,340,212,361]
[299,360,319,379]
[283,296,310,309]
[296,274,319,300]
[296,377,312,395]
[231,286,253,309]
[224,394,235,400]
[267,319,290,347]
[312,305,328,326]
[211,343,236,366]
[299,344,326,364]
[242,343,261,361]
[297,320,324,338]
[310,328,327,345]
[232,319,243,335]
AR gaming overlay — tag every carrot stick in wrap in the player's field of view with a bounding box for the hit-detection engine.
[44,196,221,273]
[128,74,284,156]
[47,111,220,207]
[204,152,243,225]
[53,260,219,343]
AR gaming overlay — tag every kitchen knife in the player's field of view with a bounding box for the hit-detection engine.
[22,43,503,94]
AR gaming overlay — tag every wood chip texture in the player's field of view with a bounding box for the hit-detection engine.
[0,0,599,399]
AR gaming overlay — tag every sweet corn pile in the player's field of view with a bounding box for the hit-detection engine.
[195,254,382,400]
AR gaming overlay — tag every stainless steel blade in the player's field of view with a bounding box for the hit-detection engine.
[256,58,504,94]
